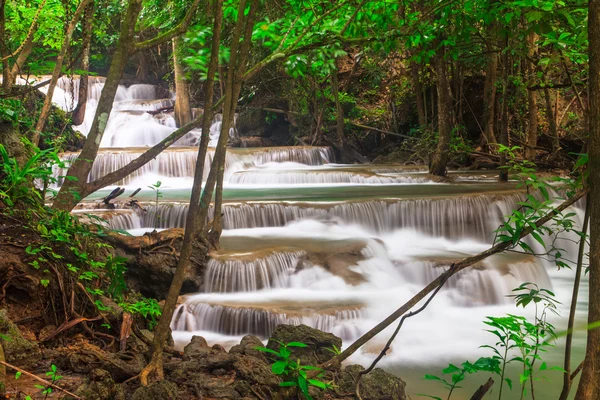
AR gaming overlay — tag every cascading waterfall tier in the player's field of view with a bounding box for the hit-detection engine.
[54,146,333,186]
[171,301,364,340]
[205,251,306,292]
[106,192,526,241]
[228,169,431,184]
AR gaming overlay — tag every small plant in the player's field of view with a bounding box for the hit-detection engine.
[256,341,333,400]
[121,298,162,330]
[16,364,62,399]
[482,283,561,400]
[419,357,500,400]
[147,181,163,229]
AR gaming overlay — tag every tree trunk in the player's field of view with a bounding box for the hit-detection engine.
[499,37,509,182]
[72,0,94,126]
[482,51,499,149]
[173,36,192,127]
[331,64,345,144]
[543,87,561,154]
[138,0,225,386]
[429,48,452,177]
[525,32,538,161]
[32,0,93,144]
[0,0,10,91]
[574,1,600,397]
[198,0,258,239]
[410,63,427,129]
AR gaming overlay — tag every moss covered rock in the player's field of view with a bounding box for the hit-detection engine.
[0,309,40,368]
[338,364,407,400]
[267,324,342,366]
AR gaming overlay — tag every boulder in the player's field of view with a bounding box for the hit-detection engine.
[229,335,266,360]
[183,336,210,360]
[338,365,407,400]
[0,309,40,368]
[266,324,342,366]
[74,369,126,400]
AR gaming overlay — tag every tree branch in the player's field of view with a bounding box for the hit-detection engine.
[133,0,202,52]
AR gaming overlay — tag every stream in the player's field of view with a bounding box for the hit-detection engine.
[48,77,588,400]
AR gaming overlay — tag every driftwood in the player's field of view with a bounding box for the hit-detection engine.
[104,229,185,251]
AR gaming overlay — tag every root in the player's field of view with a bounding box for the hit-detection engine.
[138,355,164,386]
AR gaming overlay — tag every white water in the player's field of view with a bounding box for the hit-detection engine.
[46,76,587,400]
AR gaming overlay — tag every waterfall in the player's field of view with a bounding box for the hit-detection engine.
[204,251,306,292]
[228,170,431,184]
[54,146,333,187]
[171,302,363,340]
[107,193,526,241]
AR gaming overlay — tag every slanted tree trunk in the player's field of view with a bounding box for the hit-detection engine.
[543,87,561,155]
[72,0,94,126]
[173,36,192,127]
[32,0,93,144]
[52,0,202,211]
[525,32,538,161]
[138,0,226,385]
[575,1,600,398]
[430,47,452,177]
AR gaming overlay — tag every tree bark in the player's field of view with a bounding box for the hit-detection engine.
[72,0,95,126]
[0,0,10,91]
[525,32,538,161]
[543,87,561,155]
[429,47,452,177]
[32,0,93,144]
[410,63,427,129]
[498,37,509,182]
[482,51,498,149]
[331,64,345,144]
[173,36,192,127]
[575,0,600,397]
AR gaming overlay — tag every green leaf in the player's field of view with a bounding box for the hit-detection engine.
[505,378,513,390]
[442,364,461,374]
[279,381,298,387]
[15,371,22,380]
[308,378,328,389]
[423,374,442,381]
[287,341,308,348]
[271,361,287,375]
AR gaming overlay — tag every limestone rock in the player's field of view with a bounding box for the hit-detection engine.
[338,365,407,400]
[267,324,342,366]
[183,335,210,360]
[74,369,126,400]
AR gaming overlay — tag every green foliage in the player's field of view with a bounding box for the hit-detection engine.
[482,284,561,399]
[0,143,63,208]
[419,357,500,400]
[256,341,333,400]
[120,298,162,330]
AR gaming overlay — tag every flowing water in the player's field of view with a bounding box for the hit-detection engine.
[50,77,587,399]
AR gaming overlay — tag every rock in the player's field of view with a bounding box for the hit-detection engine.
[233,354,280,387]
[237,109,266,137]
[0,309,40,368]
[183,336,210,360]
[229,335,266,360]
[338,365,407,400]
[132,380,179,400]
[267,324,342,366]
[239,136,274,147]
[74,369,126,400]
[212,343,226,352]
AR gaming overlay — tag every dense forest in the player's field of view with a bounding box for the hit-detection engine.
[0,0,598,399]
